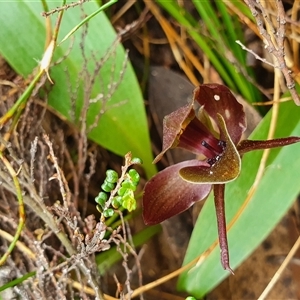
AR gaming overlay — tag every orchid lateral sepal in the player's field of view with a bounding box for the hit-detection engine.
[237,137,300,155]
[142,160,212,225]
[214,184,234,274]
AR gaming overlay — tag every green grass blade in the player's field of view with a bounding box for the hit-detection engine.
[0,271,36,292]
[226,0,256,21]
[192,0,221,43]
[59,0,118,44]
[215,1,245,64]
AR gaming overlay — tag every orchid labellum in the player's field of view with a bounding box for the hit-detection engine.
[142,83,300,272]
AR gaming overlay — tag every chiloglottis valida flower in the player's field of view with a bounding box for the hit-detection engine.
[142,83,300,273]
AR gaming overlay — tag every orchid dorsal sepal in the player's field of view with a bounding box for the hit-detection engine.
[179,114,241,184]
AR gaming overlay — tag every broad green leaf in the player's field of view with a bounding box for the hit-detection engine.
[0,1,156,178]
[178,100,300,297]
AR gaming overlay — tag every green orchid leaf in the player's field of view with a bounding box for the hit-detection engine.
[178,100,300,297]
[0,1,155,178]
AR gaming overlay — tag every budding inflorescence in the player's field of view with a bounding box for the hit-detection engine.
[95,155,141,220]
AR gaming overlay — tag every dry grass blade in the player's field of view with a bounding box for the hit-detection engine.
[0,161,25,266]
[144,1,204,85]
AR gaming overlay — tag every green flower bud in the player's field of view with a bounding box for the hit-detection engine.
[95,191,107,207]
[112,196,123,208]
[128,169,140,184]
[101,180,115,192]
[122,191,136,212]
[105,169,119,183]
[121,180,136,191]
[96,205,103,213]
[117,186,128,196]
[103,208,114,218]
[131,157,143,165]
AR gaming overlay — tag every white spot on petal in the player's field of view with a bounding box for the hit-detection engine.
[225,109,230,119]
[214,94,220,101]
[239,122,246,129]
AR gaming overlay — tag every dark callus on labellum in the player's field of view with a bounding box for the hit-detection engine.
[142,83,300,273]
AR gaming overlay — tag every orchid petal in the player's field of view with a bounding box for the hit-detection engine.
[153,102,195,164]
[142,160,212,225]
[179,114,241,183]
[194,84,246,144]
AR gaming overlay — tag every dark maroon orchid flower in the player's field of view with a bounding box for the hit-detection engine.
[143,83,300,273]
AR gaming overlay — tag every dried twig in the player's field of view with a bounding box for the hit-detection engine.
[236,40,275,68]
[41,0,89,17]
[243,0,300,105]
